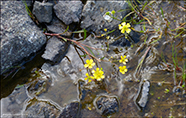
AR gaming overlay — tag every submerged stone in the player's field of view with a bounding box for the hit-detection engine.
[58,101,81,118]
[24,98,61,118]
[93,95,119,116]
[134,80,150,110]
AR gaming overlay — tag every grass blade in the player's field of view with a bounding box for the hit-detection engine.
[83,29,87,40]
[72,30,84,33]
[59,26,69,35]
[87,47,95,57]
[160,7,164,18]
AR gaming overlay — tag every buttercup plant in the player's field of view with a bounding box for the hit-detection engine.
[83,59,105,82]
[83,54,128,82]
[43,9,131,83]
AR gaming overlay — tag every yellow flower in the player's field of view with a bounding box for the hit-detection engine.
[119,55,128,64]
[118,22,131,34]
[119,66,128,74]
[85,73,94,82]
[92,68,105,81]
[104,28,107,32]
[84,59,95,69]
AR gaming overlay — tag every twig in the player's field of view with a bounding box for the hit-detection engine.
[44,32,101,62]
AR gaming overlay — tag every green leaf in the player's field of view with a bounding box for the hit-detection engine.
[80,54,87,57]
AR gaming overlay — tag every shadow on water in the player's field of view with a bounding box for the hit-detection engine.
[0,46,46,99]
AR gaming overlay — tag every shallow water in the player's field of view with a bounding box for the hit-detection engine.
[1,1,186,117]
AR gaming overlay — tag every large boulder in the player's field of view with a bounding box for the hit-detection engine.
[0,1,46,74]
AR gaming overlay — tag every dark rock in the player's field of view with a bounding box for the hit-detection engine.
[46,16,72,37]
[42,37,69,64]
[54,1,83,25]
[1,1,46,75]
[80,1,130,35]
[32,1,53,23]
[58,101,80,118]
[93,94,119,116]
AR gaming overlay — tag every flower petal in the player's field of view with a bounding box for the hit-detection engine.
[126,23,131,27]
[84,64,88,68]
[118,24,122,30]
[126,29,131,34]
[121,22,126,26]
